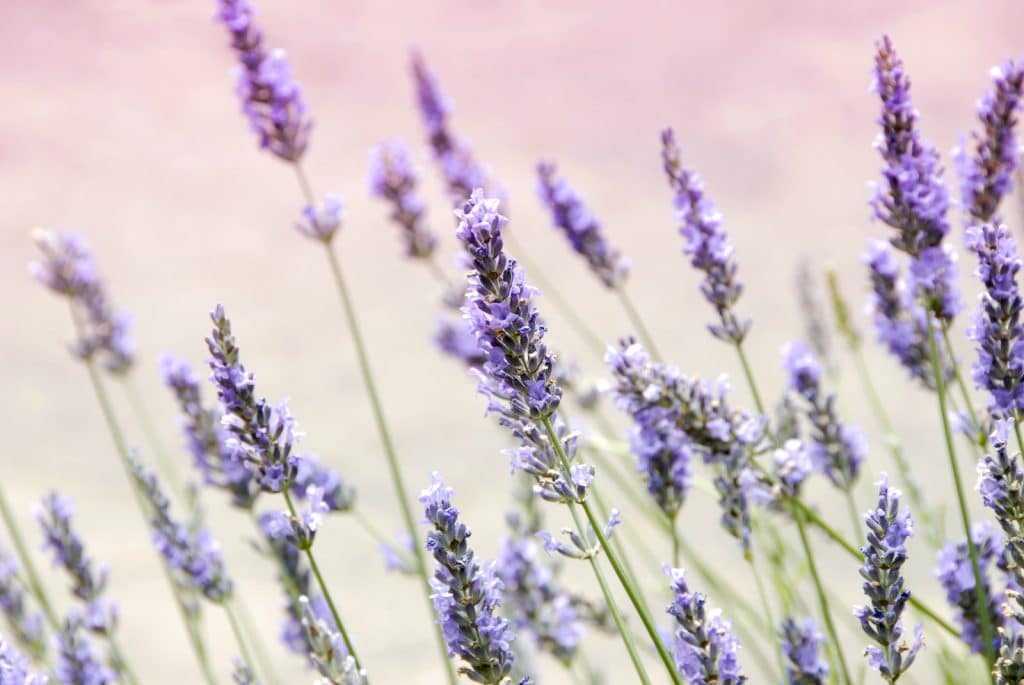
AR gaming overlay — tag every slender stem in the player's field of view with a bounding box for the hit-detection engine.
[586,482,654,619]
[80,356,220,685]
[941,327,985,448]
[107,633,142,685]
[616,287,662,362]
[352,508,396,550]
[541,420,681,684]
[281,490,363,673]
[671,516,680,567]
[122,375,183,496]
[747,551,784,681]
[232,595,283,685]
[927,319,996,671]
[0,486,59,629]
[224,600,259,680]
[423,255,454,290]
[734,342,766,414]
[1015,416,1024,459]
[295,161,457,685]
[791,499,853,685]
[844,490,862,541]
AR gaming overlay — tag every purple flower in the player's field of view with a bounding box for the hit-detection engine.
[130,457,233,603]
[869,35,961,324]
[781,341,865,490]
[369,139,437,258]
[935,521,1003,654]
[855,474,923,680]
[294,193,343,244]
[0,547,46,660]
[421,473,519,682]
[299,596,365,685]
[661,128,749,343]
[434,316,486,368]
[954,59,1024,224]
[779,617,829,685]
[54,617,114,685]
[665,567,746,684]
[535,161,629,288]
[772,439,813,496]
[966,224,1024,413]
[35,494,118,636]
[215,0,312,161]
[0,639,47,685]
[30,230,134,374]
[411,53,501,205]
[231,660,260,685]
[978,420,1024,583]
[996,630,1024,684]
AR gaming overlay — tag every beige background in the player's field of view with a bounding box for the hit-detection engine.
[3,0,1023,682]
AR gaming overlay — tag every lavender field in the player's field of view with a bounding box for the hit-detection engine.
[3,1,1024,684]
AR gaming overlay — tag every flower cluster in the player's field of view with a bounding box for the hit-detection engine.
[665,567,746,684]
[299,597,366,685]
[778,617,829,685]
[215,0,311,161]
[935,521,1004,654]
[870,35,960,324]
[661,127,749,343]
[954,59,1024,224]
[369,139,437,258]
[606,339,763,551]
[0,547,45,659]
[979,420,1024,585]
[855,475,923,681]
[434,316,486,368]
[55,617,114,685]
[0,639,47,685]
[30,230,134,374]
[35,494,117,635]
[294,194,343,244]
[782,341,865,490]
[965,224,1024,414]
[130,457,234,603]
[535,161,629,288]
[421,474,520,684]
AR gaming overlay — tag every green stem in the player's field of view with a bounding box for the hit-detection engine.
[734,342,766,414]
[927,319,995,672]
[845,490,862,541]
[586,483,654,618]
[295,161,457,685]
[224,599,259,681]
[747,550,784,681]
[0,485,59,629]
[671,516,680,567]
[122,375,183,496]
[541,419,681,684]
[107,633,142,685]
[424,254,455,290]
[281,490,363,674]
[616,287,662,362]
[232,595,283,685]
[941,327,984,448]
[792,499,853,685]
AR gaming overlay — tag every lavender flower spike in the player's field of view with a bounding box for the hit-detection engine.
[129,456,233,603]
[936,521,1004,654]
[295,194,343,244]
[782,340,865,490]
[855,474,923,682]
[779,617,828,685]
[421,473,521,684]
[369,139,437,258]
[54,618,114,685]
[966,224,1024,413]
[30,230,134,374]
[535,162,629,288]
[0,545,46,659]
[955,59,1024,224]
[35,494,117,635]
[870,35,960,324]
[665,567,746,684]
[215,0,311,161]
[0,639,47,685]
[978,419,1024,586]
[661,127,749,343]
[299,596,366,685]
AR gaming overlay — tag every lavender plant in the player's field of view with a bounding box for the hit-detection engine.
[0,638,47,685]
[0,546,45,660]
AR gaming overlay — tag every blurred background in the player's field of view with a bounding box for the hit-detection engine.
[3,0,1023,682]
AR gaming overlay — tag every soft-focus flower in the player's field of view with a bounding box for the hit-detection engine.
[54,617,114,685]
[665,567,746,684]
[0,548,46,660]
[368,139,436,258]
[779,617,829,685]
[936,521,1006,654]
[0,639,48,685]
[295,194,343,244]
[299,596,366,685]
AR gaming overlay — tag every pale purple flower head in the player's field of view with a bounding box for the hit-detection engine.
[0,639,47,685]
[935,521,1005,653]
[661,128,749,343]
[954,59,1024,224]
[0,548,46,660]
[434,316,486,368]
[779,617,829,685]
[535,161,629,288]
[54,618,114,685]
[294,193,343,244]
[369,139,437,258]
[977,420,1024,584]
[665,567,746,684]
[215,0,312,161]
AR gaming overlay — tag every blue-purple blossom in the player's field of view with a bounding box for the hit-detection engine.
[954,59,1024,224]
[782,341,865,490]
[965,224,1024,413]
[434,316,486,368]
[215,0,311,162]
[35,494,117,636]
[935,521,1004,654]
[130,457,233,603]
[54,618,114,685]
[294,194,343,244]
[779,617,829,685]
[0,546,46,660]
[231,660,260,685]
[411,53,500,204]
[856,474,923,682]
[771,439,813,498]
[665,567,746,684]
[870,35,960,324]
[421,473,520,684]
[368,139,437,258]
[299,596,365,685]
[978,419,1024,579]
[996,630,1024,685]
[30,230,134,375]
[262,486,329,551]
[661,128,749,343]
[0,639,47,685]
[535,161,629,288]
